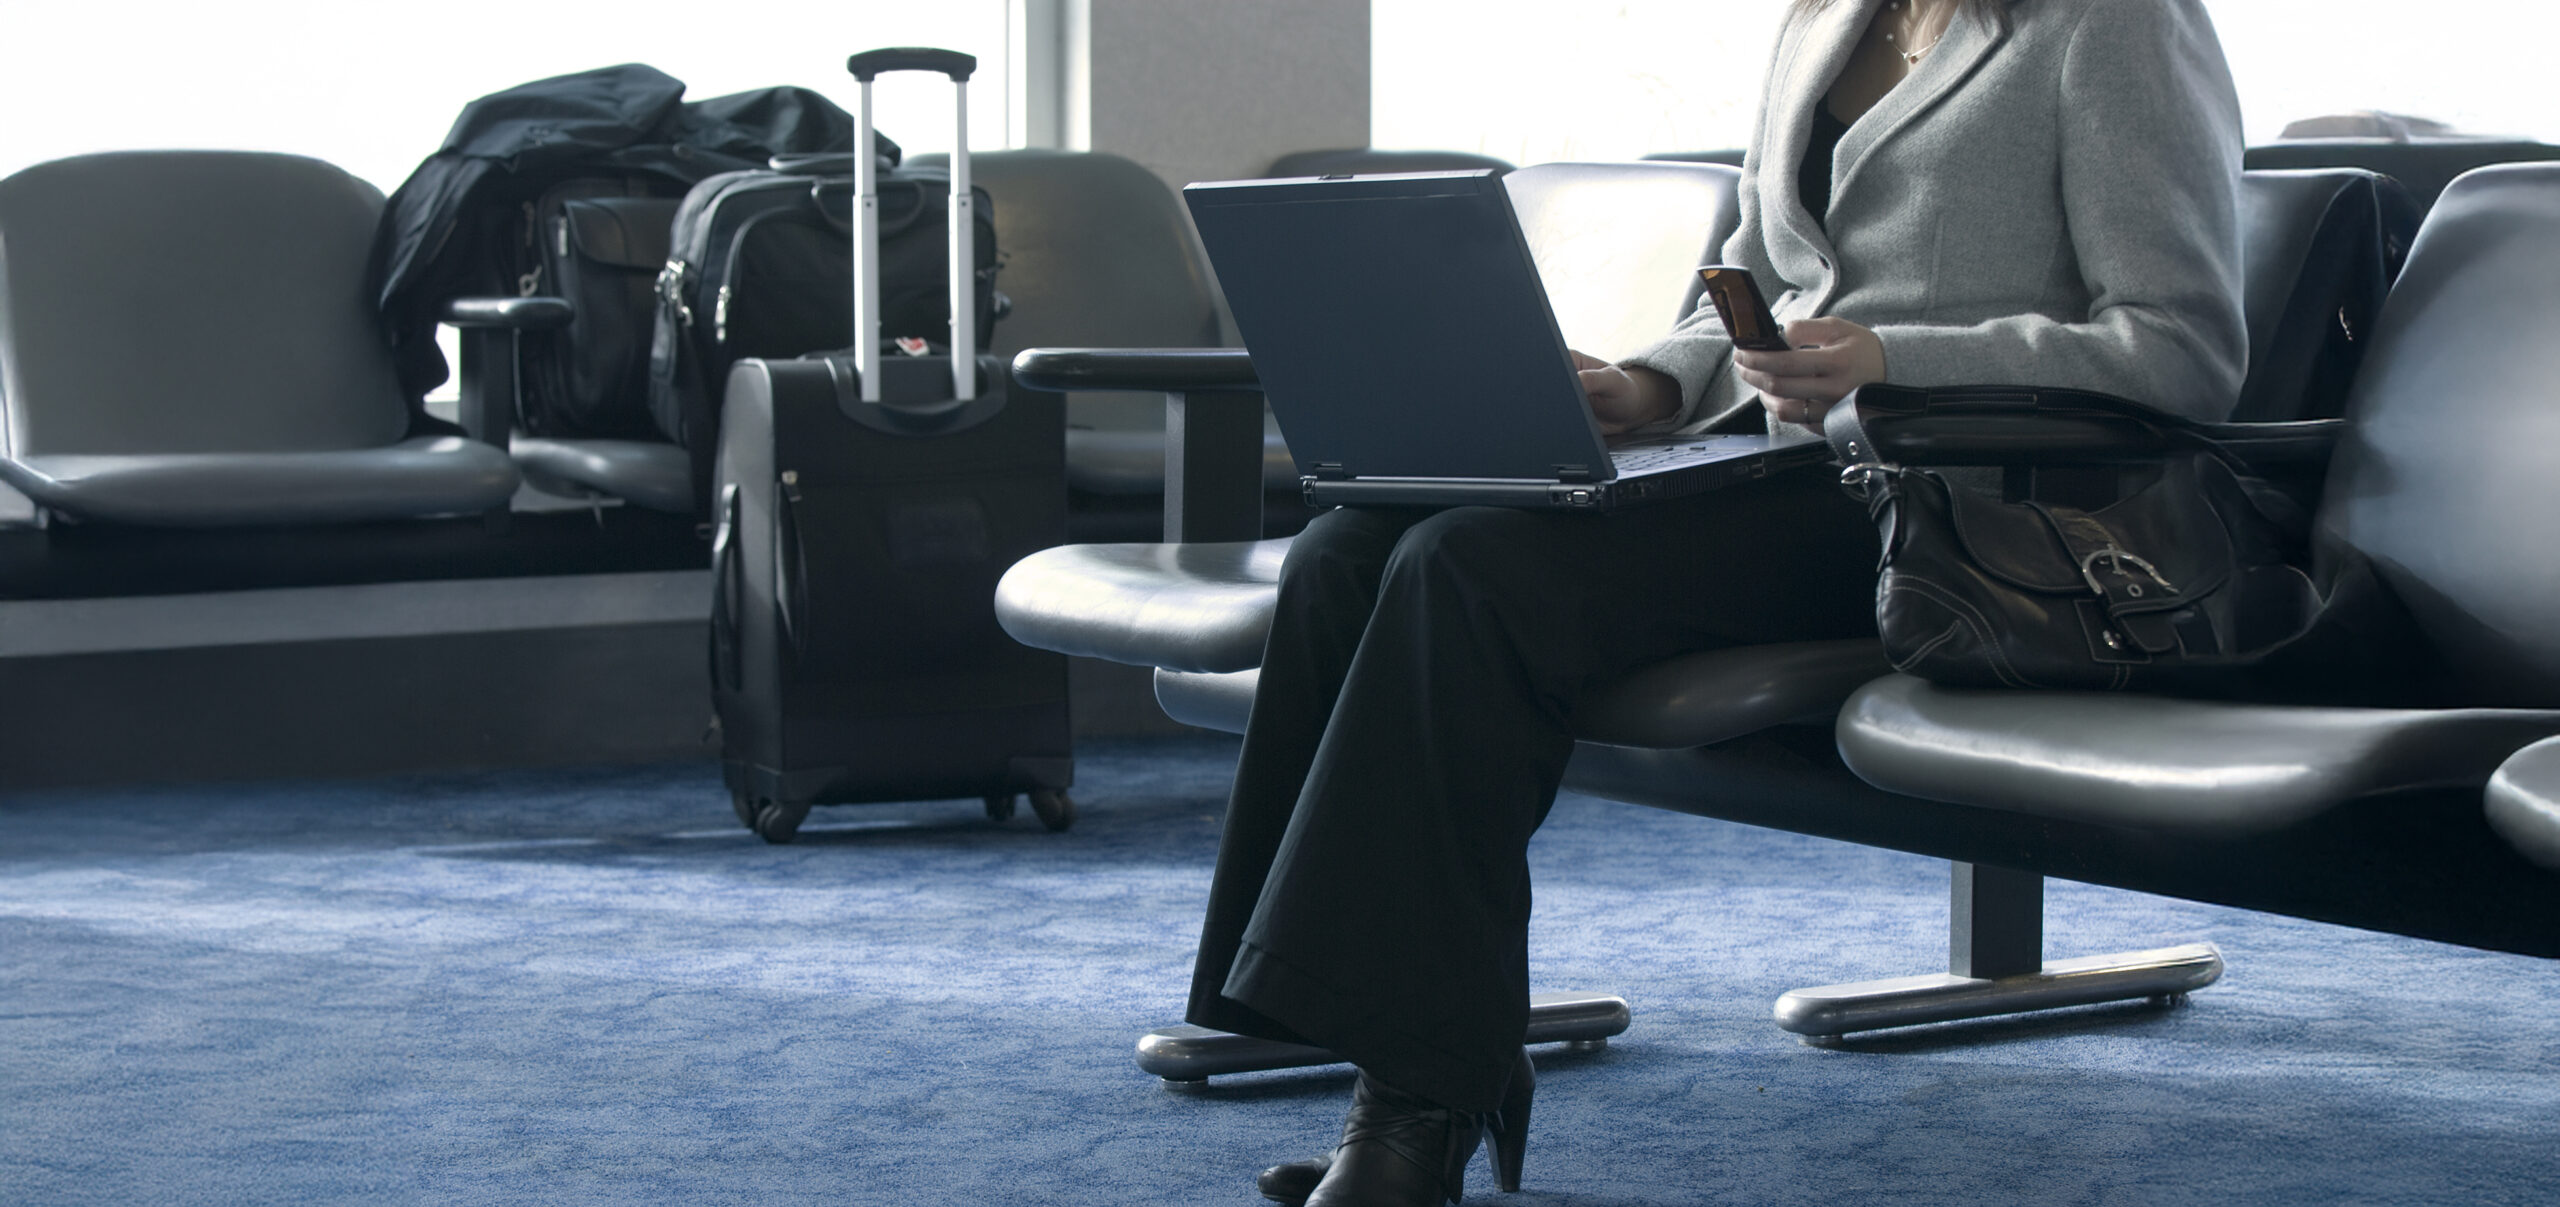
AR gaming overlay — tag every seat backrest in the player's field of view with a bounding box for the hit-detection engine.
[1264,147,1515,178]
[1503,161,1743,362]
[922,149,1225,433]
[0,151,410,458]
[2245,139,2560,214]
[2318,163,2560,705]
[1641,149,1747,168]
[2231,168,2420,422]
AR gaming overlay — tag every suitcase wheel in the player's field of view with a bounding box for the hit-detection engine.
[751,798,812,844]
[1029,789,1076,833]
[731,787,761,830]
[983,793,1019,823]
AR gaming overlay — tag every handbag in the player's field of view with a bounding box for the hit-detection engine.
[1825,387,2325,692]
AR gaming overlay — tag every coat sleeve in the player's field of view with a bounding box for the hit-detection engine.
[1869,0,2249,422]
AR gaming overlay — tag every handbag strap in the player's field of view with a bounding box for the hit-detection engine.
[1820,385,2257,480]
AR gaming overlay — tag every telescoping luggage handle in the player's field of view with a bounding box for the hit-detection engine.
[847,48,978,406]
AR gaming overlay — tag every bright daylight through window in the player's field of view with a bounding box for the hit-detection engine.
[0,1,1013,194]
[1372,0,2560,162]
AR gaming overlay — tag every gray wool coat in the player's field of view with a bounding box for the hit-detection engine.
[1621,0,2249,433]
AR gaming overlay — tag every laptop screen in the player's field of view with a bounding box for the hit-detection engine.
[1185,171,1617,483]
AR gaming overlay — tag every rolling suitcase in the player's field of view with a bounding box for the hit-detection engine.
[710,48,1072,844]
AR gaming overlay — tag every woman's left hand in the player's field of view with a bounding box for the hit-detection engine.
[1733,316,1888,427]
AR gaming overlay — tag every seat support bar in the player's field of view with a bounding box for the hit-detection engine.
[1772,943,2223,1039]
[1951,862,2043,979]
[1777,861,2221,1038]
[1165,388,1266,542]
[1134,991,1630,1085]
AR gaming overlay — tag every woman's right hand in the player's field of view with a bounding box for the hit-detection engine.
[1573,351,1681,435]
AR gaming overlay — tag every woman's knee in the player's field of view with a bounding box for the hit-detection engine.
[1276,507,1419,611]
[1383,507,1558,593]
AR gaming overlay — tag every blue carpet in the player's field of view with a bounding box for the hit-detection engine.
[3,735,2555,1205]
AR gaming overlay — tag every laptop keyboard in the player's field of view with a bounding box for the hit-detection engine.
[1609,442,1743,474]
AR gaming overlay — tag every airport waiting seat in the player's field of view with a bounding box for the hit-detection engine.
[992,163,2434,1077]
[910,148,1294,539]
[1834,162,2560,967]
[0,151,519,527]
[429,286,702,516]
[1264,148,1515,177]
[2246,138,2560,214]
[997,157,1746,667]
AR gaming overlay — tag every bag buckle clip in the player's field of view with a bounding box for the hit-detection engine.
[1838,461,1896,499]
[657,260,695,327]
[2079,546,2177,598]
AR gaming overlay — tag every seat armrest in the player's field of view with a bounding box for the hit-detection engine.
[1013,347,1269,541]
[433,297,571,447]
[438,296,573,330]
[1012,347,1257,393]
[1841,383,2343,475]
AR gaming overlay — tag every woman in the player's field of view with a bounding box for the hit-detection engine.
[1212,1,2247,1203]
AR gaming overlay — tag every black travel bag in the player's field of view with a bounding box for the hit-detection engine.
[648,148,1002,481]
[710,48,1071,844]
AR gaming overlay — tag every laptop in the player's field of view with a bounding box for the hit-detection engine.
[1183,170,1825,511]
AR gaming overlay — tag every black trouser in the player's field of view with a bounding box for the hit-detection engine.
[1184,465,1881,1113]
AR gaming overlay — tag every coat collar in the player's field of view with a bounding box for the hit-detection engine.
[1763,0,2016,256]
[1830,1,2013,205]
[1760,0,1880,259]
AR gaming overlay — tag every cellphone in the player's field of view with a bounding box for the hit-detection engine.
[1695,265,1791,352]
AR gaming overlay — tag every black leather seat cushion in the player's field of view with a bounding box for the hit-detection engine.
[2488,738,2560,870]
[1839,675,2560,835]
[0,438,518,528]
[995,538,1289,673]
[510,438,694,514]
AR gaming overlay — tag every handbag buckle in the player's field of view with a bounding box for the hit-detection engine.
[2079,546,2177,598]
[1839,461,1896,498]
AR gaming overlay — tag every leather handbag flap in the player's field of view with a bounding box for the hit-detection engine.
[1931,458,2238,605]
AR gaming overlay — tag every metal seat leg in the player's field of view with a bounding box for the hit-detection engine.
[1135,990,1632,1086]
[1773,862,2223,1041]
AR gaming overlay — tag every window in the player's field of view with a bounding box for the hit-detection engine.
[1371,1,2560,163]
[0,1,1014,195]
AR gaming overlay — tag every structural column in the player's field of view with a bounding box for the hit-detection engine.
[1012,0,1371,187]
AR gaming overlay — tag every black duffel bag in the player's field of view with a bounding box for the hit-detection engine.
[1825,385,2329,692]
[646,158,1002,459]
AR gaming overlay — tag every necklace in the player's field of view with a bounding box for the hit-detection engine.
[1880,0,1952,65]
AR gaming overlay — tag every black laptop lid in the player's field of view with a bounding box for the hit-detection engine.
[1184,171,1617,482]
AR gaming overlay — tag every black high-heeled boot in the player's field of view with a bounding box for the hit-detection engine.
[1257,1050,1534,1205]
[1302,1069,1482,1207]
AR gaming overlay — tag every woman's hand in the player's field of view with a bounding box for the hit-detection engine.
[1733,316,1887,427]
[1573,350,1682,435]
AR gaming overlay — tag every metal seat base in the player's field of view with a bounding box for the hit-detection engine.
[1136,991,1632,1084]
[1773,942,2224,1039]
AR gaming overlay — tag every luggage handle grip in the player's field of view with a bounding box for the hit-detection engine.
[848,45,977,404]
[848,48,975,82]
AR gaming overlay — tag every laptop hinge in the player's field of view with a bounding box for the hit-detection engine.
[1553,464,1594,483]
